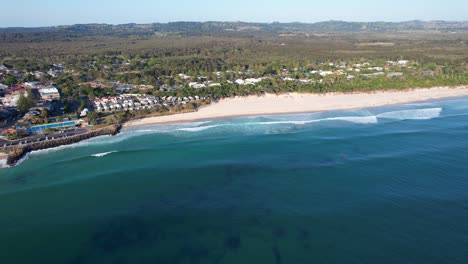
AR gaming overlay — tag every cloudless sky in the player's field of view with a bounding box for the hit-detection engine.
[1,0,467,27]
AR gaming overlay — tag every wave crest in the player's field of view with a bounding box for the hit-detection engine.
[377,108,442,120]
[91,151,117,158]
[177,125,221,132]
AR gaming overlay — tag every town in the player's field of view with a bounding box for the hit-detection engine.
[0,55,463,145]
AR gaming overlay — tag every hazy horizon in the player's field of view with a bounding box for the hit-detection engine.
[2,19,468,29]
[1,0,467,27]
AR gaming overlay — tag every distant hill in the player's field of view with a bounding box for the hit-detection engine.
[0,21,467,39]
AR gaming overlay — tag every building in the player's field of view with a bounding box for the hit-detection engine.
[398,60,410,66]
[39,87,60,100]
[80,108,89,117]
[113,83,136,92]
[0,86,27,106]
[23,82,40,89]
[189,82,206,89]
[319,71,334,77]
[245,78,262,84]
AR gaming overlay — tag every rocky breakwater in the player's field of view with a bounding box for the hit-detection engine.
[4,124,122,166]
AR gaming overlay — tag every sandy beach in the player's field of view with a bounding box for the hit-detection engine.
[125,86,468,127]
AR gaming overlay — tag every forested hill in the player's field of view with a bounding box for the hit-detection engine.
[1,21,467,36]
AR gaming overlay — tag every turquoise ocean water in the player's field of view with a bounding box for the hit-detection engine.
[1,97,468,263]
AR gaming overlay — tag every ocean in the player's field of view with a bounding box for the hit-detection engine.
[1,97,468,263]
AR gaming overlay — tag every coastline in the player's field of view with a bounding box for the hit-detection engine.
[125,86,468,127]
[2,85,468,167]
[1,125,121,167]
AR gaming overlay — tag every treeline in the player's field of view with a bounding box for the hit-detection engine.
[1,21,467,37]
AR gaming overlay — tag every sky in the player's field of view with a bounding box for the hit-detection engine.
[1,0,467,27]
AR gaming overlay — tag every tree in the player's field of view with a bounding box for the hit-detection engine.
[4,76,17,86]
[78,99,87,113]
[23,73,35,82]
[40,108,50,120]
[26,89,36,105]
[63,100,71,114]
[17,93,33,114]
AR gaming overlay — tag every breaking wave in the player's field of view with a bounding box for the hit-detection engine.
[177,125,221,132]
[377,108,442,120]
[0,159,8,169]
[91,151,118,158]
[173,108,442,133]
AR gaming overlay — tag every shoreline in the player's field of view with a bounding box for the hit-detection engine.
[2,85,468,167]
[125,86,468,127]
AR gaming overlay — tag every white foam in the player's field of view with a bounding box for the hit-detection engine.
[176,115,379,133]
[259,116,378,125]
[377,108,442,120]
[323,116,379,124]
[258,120,312,125]
[177,125,221,132]
[0,159,9,169]
[91,151,117,158]
[30,141,85,156]
[173,109,441,133]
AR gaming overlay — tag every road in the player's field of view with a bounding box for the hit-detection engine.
[0,128,88,148]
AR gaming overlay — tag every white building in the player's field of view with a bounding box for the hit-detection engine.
[245,78,262,84]
[23,82,40,89]
[39,87,60,100]
[398,60,410,66]
[80,108,89,117]
[178,73,191,80]
[387,72,403,77]
[189,82,207,89]
[319,71,334,77]
[234,79,245,85]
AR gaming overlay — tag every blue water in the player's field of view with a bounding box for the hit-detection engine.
[27,121,77,133]
[1,97,468,263]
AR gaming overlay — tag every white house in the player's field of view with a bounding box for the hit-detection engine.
[368,67,384,71]
[178,73,191,80]
[398,60,410,66]
[39,87,60,100]
[23,82,40,89]
[234,79,245,85]
[245,78,262,84]
[319,71,334,77]
[80,108,89,117]
[189,82,206,89]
